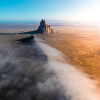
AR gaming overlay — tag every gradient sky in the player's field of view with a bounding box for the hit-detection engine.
[1,0,100,22]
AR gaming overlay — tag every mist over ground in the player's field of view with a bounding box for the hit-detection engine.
[0,37,68,100]
[0,34,99,100]
[37,39,100,100]
[0,21,100,100]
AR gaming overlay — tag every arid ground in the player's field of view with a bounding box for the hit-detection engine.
[34,25,100,80]
[1,25,100,80]
[0,25,100,99]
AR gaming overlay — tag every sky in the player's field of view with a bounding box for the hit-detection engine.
[1,0,100,22]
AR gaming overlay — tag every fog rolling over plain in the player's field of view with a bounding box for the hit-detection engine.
[1,0,100,99]
[0,34,99,100]
[0,21,100,100]
[0,39,66,100]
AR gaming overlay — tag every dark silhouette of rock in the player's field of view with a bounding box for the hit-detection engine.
[15,19,54,34]
[37,19,54,34]
[16,35,34,42]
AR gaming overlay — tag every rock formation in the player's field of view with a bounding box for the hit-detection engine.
[17,35,34,42]
[17,19,54,34]
[37,19,54,34]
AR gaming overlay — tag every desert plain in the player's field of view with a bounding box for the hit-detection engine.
[34,25,100,80]
[0,25,100,99]
[1,25,100,80]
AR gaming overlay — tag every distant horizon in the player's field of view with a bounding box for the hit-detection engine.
[1,20,100,27]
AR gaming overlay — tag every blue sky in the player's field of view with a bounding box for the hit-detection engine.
[1,0,100,22]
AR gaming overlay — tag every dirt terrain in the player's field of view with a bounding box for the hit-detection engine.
[1,25,100,80]
[0,28,100,100]
[34,25,100,80]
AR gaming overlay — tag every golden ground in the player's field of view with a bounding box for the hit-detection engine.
[34,25,100,79]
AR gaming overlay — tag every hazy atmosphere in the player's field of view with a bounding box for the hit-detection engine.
[1,0,100,100]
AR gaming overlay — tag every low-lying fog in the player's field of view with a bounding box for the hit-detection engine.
[0,37,99,100]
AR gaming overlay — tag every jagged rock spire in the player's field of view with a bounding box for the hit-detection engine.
[37,19,54,34]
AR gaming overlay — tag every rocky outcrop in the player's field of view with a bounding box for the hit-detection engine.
[37,19,54,34]
[16,19,54,34]
[17,35,34,42]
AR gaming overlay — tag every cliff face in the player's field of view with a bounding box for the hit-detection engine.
[37,19,54,34]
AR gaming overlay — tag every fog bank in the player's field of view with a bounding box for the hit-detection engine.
[37,39,100,100]
[0,40,66,100]
[0,37,99,100]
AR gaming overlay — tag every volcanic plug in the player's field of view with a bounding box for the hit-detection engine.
[36,19,54,34]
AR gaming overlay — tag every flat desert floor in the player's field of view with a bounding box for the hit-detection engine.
[34,25,100,80]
